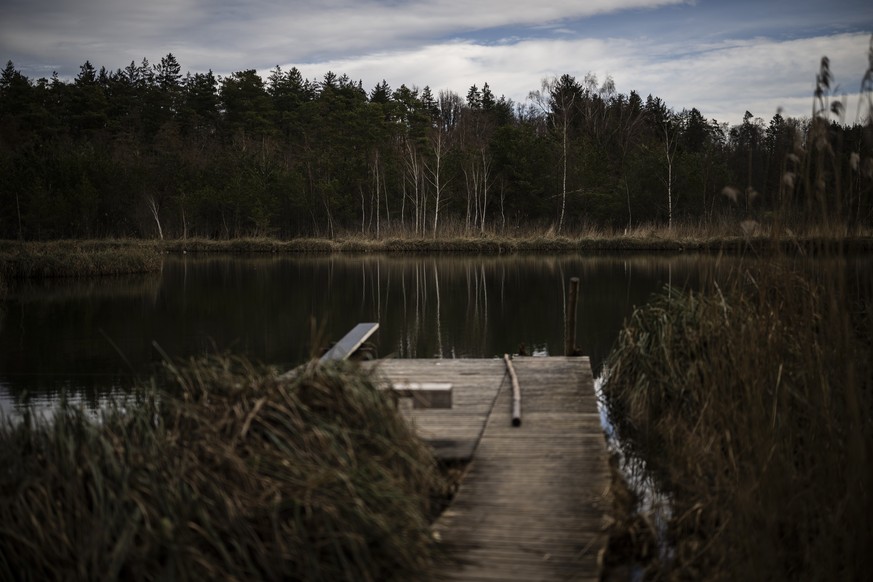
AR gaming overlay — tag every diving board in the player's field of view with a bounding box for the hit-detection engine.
[320,322,379,361]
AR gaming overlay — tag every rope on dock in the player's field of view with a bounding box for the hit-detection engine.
[503,353,522,427]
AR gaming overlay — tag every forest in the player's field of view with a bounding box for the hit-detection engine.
[0,53,871,241]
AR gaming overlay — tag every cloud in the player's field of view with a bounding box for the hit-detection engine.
[283,31,869,125]
[1,0,687,74]
[632,33,871,123]
[2,0,869,126]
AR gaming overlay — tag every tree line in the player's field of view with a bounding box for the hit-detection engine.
[0,53,870,240]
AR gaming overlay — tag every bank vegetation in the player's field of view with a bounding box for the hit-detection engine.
[599,46,873,578]
[1,40,871,241]
[0,357,448,581]
[601,256,873,580]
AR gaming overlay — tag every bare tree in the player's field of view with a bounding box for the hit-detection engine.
[368,148,386,237]
[424,90,460,237]
[402,137,425,234]
[145,194,163,239]
[529,75,581,233]
[478,147,492,233]
[425,128,446,238]
[662,114,680,229]
[611,93,645,231]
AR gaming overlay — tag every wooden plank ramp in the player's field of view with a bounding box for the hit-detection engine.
[369,357,611,581]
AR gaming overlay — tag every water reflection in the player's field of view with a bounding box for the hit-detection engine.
[0,381,129,421]
[0,252,793,406]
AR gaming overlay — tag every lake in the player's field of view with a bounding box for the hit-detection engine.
[0,251,828,415]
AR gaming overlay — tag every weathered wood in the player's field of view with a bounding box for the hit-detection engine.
[368,357,610,580]
[503,354,522,427]
[564,277,580,356]
[367,359,505,462]
[320,322,379,361]
[391,382,453,409]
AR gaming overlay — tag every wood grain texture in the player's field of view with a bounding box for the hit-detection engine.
[368,357,611,581]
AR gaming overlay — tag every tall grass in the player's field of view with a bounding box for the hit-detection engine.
[600,44,873,579]
[148,227,873,255]
[2,221,871,272]
[601,262,873,579]
[0,356,446,580]
[0,240,162,279]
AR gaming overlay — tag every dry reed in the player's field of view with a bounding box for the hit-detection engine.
[602,263,873,580]
[0,241,162,279]
[601,41,873,579]
[0,356,445,581]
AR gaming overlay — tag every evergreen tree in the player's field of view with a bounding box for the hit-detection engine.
[155,53,182,91]
[183,70,219,134]
[466,84,481,109]
[421,85,439,120]
[0,51,867,240]
[68,60,108,133]
[481,82,495,111]
[370,80,391,104]
[220,69,274,137]
[0,61,32,119]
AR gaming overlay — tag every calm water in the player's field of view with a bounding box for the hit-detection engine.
[0,252,794,414]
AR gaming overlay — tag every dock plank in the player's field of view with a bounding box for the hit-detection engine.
[369,357,610,581]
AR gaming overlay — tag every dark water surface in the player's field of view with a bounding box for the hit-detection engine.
[0,252,794,414]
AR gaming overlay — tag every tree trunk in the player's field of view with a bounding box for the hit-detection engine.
[479,148,491,233]
[146,194,163,240]
[560,121,567,233]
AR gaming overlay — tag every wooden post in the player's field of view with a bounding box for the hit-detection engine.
[564,277,579,356]
[504,354,522,427]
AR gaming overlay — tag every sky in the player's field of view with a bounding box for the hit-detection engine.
[2,0,871,126]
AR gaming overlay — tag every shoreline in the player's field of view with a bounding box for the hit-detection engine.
[1,234,871,281]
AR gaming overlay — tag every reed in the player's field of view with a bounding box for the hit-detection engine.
[2,224,871,275]
[599,45,873,579]
[0,240,162,279]
[601,262,873,579]
[154,230,873,255]
[0,356,446,580]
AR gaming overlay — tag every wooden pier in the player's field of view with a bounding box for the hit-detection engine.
[368,357,611,581]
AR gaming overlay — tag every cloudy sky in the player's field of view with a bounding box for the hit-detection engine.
[2,0,871,125]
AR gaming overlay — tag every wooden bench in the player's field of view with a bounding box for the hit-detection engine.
[320,323,453,409]
[390,382,453,409]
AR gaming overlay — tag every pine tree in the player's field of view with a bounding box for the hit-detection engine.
[466,84,481,109]
[370,80,391,104]
[481,82,495,111]
[155,53,182,91]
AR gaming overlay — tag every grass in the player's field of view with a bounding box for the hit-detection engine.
[598,48,873,579]
[600,262,873,580]
[1,217,871,281]
[161,220,873,254]
[0,229,867,294]
[0,240,162,279]
[4,221,870,265]
[0,356,448,581]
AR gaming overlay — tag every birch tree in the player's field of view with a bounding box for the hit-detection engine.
[529,74,581,233]
[662,113,680,229]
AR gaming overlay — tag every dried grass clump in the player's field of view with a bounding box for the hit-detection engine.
[0,241,162,278]
[602,266,873,580]
[0,356,444,581]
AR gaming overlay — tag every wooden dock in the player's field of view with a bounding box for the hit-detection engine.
[368,357,610,581]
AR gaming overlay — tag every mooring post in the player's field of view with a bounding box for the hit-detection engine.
[564,277,580,356]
